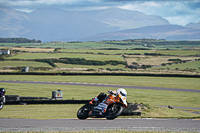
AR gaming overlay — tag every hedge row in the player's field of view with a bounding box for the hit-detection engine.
[0,72,200,78]
[35,58,126,68]
[5,100,90,105]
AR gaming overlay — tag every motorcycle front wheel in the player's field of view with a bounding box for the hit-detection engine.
[0,104,4,111]
[77,104,92,120]
[106,103,124,120]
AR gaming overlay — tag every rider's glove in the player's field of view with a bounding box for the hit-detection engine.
[108,90,113,94]
[94,96,98,102]
[108,90,116,95]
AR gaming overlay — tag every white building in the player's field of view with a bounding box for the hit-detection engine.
[0,49,10,55]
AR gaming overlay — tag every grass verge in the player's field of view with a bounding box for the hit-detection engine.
[0,104,199,120]
[1,82,200,108]
[0,75,200,90]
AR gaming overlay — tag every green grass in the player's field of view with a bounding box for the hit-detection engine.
[0,41,140,49]
[151,60,200,72]
[60,49,152,55]
[125,55,200,71]
[154,50,200,56]
[3,49,200,74]
[55,63,126,70]
[2,47,200,74]
[1,40,200,50]
[0,78,200,108]
[0,75,199,90]
[0,104,78,119]
[0,61,52,68]
[0,104,199,119]
[6,53,124,61]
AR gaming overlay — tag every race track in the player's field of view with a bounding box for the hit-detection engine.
[1,80,200,132]
[0,118,200,132]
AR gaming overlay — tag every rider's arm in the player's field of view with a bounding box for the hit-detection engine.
[118,93,128,107]
[108,90,117,95]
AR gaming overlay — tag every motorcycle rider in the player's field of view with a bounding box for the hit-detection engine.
[0,88,6,110]
[89,88,127,115]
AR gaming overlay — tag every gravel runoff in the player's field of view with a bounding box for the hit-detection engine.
[0,118,200,132]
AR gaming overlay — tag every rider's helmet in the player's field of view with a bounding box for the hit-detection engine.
[117,88,127,98]
[0,88,6,97]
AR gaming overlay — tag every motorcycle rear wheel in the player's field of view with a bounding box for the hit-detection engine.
[106,103,123,120]
[77,104,92,120]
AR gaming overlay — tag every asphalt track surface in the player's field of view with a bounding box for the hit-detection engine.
[1,80,200,93]
[0,118,200,132]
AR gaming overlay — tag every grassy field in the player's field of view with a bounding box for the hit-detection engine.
[0,79,200,119]
[60,49,200,56]
[8,47,200,56]
[125,55,200,65]
[60,49,153,55]
[0,41,145,49]
[55,63,126,70]
[6,52,124,61]
[0,104,199,119]
[0,41,200,120]
[1,47,199,74]
[154,50,200,56]
[1,75,200,108]
[1,40,200,50]
[11,47,55,52]
[1,81,199,108]
[151,60,200,72]
[1,75,200,90]
[0,61,52,68]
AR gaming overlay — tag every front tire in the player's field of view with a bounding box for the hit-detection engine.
[106,103,124,120]
[77,104,92,120]
[0,104,4,111]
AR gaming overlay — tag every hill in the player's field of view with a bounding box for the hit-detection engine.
[0,7,199,42]
[186,22,200,29]
[83,25,200,41]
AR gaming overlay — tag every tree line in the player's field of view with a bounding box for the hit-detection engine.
[0,38,42,43]
[35,58,126,68]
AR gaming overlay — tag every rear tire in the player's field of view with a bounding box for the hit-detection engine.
[106,103,123,120]
[77,104,92,120]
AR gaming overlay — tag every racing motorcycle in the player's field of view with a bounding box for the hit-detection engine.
[77,92,127,120]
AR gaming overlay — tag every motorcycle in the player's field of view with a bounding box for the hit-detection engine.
[77,93,127,120]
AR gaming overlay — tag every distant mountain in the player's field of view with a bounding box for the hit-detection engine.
[78,8,170,30]
[0,8,117,42]
[185,22,200,29]
[0,8,30,38]
[0,7,199,42]
[82,25,200,41]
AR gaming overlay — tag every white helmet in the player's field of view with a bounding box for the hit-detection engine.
[117,88,127,98]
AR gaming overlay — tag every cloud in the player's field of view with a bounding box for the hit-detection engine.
[0,0,102,12]
[118,1,200,25]
[1,0,200,25]
[0,0,100,6]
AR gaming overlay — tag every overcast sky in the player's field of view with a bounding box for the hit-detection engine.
[1,0,200,26]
